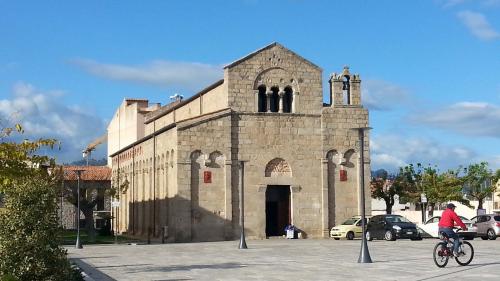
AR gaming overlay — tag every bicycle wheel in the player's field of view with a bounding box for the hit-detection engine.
[455,241,474,266]
[433,242,449,268]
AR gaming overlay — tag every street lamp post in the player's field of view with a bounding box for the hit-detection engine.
[73,169,85,249]
[351,127,372,263]
[238,160,248,249]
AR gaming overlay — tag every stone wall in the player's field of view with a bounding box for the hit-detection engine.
[176,110,233,242]
[321,105,371,230]
[237,113,324,238]
[225,44,323,115]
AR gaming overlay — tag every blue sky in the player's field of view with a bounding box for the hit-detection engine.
[1,0,499,172]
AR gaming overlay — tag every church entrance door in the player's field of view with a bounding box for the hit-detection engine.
[265,185,290,237]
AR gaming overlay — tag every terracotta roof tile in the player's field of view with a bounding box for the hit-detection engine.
[63,166,111,181]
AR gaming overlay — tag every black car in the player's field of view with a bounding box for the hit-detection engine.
[366,214,422,241]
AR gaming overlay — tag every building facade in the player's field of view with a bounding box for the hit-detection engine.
[59,166,111,230]
[107,43,371,242]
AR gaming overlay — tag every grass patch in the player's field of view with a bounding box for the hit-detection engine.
[61,229,138,245]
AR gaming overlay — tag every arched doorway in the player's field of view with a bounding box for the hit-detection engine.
[265,185,290,237]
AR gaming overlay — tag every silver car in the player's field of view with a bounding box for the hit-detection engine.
[471,214,500,240]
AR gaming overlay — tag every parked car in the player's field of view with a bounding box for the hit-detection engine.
[470,214,500,240]
[366,214,421,241]
[330,216,369,240]
[417,215,477,240]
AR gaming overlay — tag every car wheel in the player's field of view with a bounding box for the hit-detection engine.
[366,231,373,241]
[385,230,395,241]
[346,231,355,240]
[487,229,497,240]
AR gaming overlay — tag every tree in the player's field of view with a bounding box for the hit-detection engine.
[0,123,83,281]
[370,169,400,214]
[420,166,469,217]
[396,163,469,218]
[108,168,129,237]
[61,171,107,242]
[463,162,497,210]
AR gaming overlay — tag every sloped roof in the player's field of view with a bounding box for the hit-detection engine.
[144,79,224,124]
[63,166,111,181]
[224,42,322,70]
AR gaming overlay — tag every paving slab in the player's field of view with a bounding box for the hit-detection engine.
[67,238,500,281]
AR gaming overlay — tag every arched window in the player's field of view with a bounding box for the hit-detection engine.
[258,85,267,112]
[283,86,293,113]
[342,75,351,105]
[270,87,279,113]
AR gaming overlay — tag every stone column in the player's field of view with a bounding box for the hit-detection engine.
[254,90,259,112]
[293,91,299,113]
[266,90,273,112]
[278,89,285,113]
[321,158,329,238]
[224,159,233,239]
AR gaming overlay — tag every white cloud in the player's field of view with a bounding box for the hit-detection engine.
[362,79,411,111]
[412,102,500,138]
[439,0,500,8]
[71,58,223,91]
[0,82,107,163]
[371,134,476,172]
[441,0,468,8]
[457,10,500,40]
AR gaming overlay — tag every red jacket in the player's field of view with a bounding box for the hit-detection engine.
[438,208,467,230]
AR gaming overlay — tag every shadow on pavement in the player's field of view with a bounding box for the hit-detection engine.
[70,258,117,281]
[120,262,248,274]
[416,262,500,281]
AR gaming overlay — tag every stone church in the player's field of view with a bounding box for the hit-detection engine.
[107,42,371,242]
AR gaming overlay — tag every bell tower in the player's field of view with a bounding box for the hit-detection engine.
[329,66,362,107]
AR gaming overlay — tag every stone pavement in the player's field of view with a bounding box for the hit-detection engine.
[67,238,500,281]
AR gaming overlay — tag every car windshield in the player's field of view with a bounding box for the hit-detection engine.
[459,216,469,221]
[494,216,500,222]
[342,218,358,225]
[385,215,411,223]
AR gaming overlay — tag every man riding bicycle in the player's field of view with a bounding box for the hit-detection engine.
[438,203,467,257]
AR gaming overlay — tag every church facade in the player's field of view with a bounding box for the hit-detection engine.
[107,42,371,242]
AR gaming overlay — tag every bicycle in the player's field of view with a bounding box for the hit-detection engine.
[433,229,474,268]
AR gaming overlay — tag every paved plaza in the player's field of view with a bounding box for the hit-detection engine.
[68,238,500,281]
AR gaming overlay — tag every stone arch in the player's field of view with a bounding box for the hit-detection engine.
[343,149,356,168]
[253,67,300,92]
[265,158,292,177]
[206,151,224,168]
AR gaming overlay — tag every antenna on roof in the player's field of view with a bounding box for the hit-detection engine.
[169,93,183,102]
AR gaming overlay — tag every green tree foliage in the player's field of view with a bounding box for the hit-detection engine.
[396,164,469,217]
[463,162,497,210]
[0,123,83,281]
[420,166,469,216]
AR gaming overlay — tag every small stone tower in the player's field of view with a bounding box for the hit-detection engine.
[329,66,362,106]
